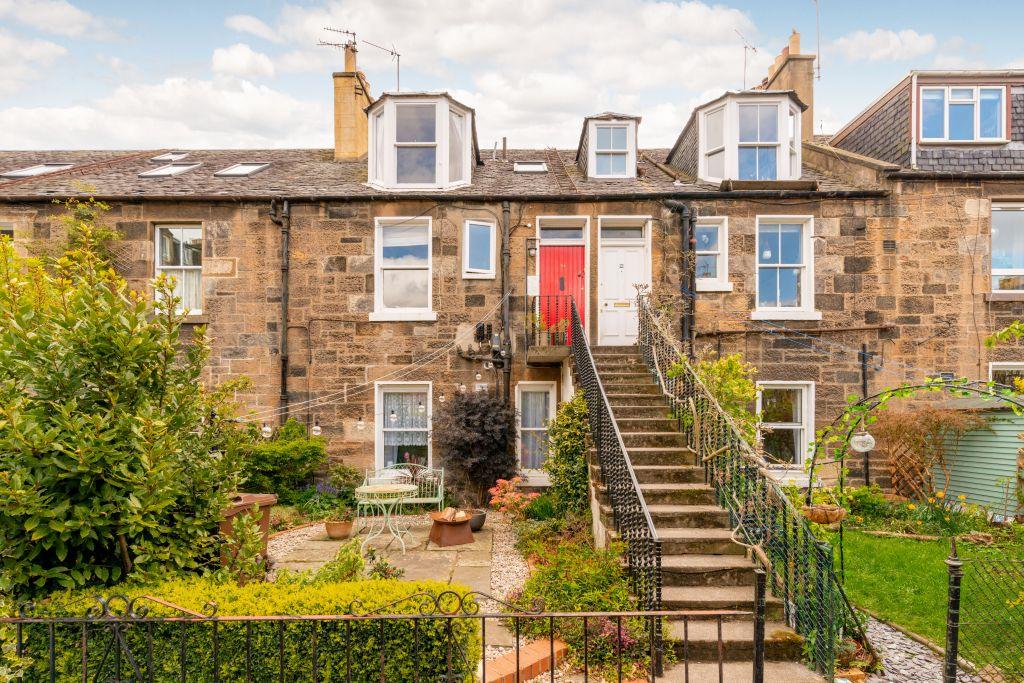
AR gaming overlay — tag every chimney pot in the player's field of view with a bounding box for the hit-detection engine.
[344,43,358,72]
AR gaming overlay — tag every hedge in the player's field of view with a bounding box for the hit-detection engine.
[19,577,481,681]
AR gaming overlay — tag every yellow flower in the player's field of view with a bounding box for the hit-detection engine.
[928,497,936,504]
[907,504,917,511]
[945,516,951,521]
[855,516,864,524]
[936,491,945,499]
[917,521,923,526]
[958,495,967,502]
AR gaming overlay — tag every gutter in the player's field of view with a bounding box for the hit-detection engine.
[269,199,291,425]
[887,170,1024,180]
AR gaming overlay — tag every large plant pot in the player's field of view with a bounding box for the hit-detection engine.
[325,520,354,540]
[220,493,278,561]
[468,509,487,532]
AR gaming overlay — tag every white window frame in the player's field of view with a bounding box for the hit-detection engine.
[374,381,432,469]
[989,362,1024,388]
[155,224,203,315]
[214,162,270,177]
[694,216,731,292]
[752,215,820,321]
[697,95,801,183]
[703,106,726,180]
[514,161,548,173]
[919,85,1007,143]
[0,163,73,178]
[515,381,557,474]
[139,163,201,178]
[370,216,436,322]
[586,118,637,179]
[737,103,780,181]
[756,380,815,467]
[462,219,496,279]
[991,203,1024,292]
[367,96,473,191]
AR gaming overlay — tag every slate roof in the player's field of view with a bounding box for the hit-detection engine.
[0,146,879,201]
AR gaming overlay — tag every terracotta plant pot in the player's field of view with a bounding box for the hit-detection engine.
[801,504,847,525]
[325,519,354,540]
[468,508,487,532]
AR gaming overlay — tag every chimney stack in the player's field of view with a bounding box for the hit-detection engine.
[758,30,816,141]
[333,43,373,161]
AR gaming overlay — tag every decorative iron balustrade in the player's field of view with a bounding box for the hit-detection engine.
[637,295,872,678]
[3,589,768,682]
[525,294,574,350]
[567,299,665,674]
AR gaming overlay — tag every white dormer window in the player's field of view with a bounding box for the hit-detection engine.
[697,95,802,182]
[368,95,473,191]
[583,117,638,179]
[920,86,1006,142]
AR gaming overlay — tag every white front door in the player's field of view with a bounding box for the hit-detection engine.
[599,244,644,344]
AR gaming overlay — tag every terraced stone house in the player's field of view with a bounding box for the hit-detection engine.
[2,34,1023,492]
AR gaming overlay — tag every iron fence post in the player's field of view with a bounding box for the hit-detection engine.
[753,568,767,683]
[944,541,964,683]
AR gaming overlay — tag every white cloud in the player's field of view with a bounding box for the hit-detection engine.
[0,28,66,95]
[0,77,325,148]
[831,29,936,63]
[0,0,112,39]
[212,43,276,79]
[225,14,281,43]
[931,36,986,69]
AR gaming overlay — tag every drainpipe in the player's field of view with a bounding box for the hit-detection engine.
[664,200,697,358]
[501,200,512,405]
[270,198,291,424]
[910,72,919,169]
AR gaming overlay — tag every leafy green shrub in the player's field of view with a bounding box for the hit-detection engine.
[0,199,249,597]
[513,541,661,679]
[215,506,267,586]
[843,485,891,520]
[525,493,558,521]
[241,419,327,504]
[669,350,758,442]
[543,391,591,515]
[296,493,343,521]
[432,391,517,505]
[32,577,480,681]
[310,540,364,583]
[515,513,592,564]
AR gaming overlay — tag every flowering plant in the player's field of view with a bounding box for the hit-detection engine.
[488,477,539,520]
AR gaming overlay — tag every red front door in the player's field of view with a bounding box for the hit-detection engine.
[539,245,585,343]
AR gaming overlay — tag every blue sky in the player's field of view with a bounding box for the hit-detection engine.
[1,0,1023,150]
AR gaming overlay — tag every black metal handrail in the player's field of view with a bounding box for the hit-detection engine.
[637,295,871,678]
[567,299,664,671]
[525,294,573,349]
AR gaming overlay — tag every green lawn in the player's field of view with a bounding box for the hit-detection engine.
[837,530,951,646]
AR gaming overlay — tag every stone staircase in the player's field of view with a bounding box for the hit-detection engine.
[588,345,807,671]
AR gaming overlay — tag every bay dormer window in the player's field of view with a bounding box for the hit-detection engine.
[577,114,639,180]
[696,93,804,183]
[367,94,474,191]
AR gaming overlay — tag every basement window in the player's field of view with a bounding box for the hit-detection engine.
[756,381,814,465]
[370,217,436,321]
[514,161,548,173]
[139,163,201,178]
[1,223,13,239]
[151,151,189,162]
[0,163,73,178]
[214,162,270,177]
[990,363,1024,391]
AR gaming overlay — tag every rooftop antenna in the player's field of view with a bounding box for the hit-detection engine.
[735,29,758,90]
[320,27,402,91]
[813,0,822,80]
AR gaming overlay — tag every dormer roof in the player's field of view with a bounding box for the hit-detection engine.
[574,112,642,163]
[367,91,482,166]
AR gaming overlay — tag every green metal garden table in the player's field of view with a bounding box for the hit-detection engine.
[354,483,418,553]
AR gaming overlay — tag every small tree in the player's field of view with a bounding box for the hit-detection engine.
[0,199,248,597]
[432,391,517,506]
[543,391,591,515]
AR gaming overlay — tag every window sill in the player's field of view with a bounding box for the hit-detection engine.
[761,466,810,488]
[696,281,733,293]
[463,272,496,280]
[183,315,209,325]
[369,310,438,322]
[985,292,1024,302]
[751,309,822,321]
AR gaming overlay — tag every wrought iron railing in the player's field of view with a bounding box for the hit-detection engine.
[525,294,573,350]
[3,591,765,682]
[637,295,871,678]
[567,299,664,671]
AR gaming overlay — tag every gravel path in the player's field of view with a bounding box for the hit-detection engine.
[865,616,960,683]
[267,523,324,563]
[489,513,530,604]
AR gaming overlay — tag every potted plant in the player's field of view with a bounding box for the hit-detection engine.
[324,507,355,540]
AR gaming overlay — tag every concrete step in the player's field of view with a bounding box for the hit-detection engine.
[591,345,640,355]
[656,661,823,682]
[668,620,804,662]
[621,431,686,449]
[645,504,730,528]
[662,554,756,587]
[604,383,662,395]
[639,483,717,506]
[594,358,649,371]
[662,585,785,620]
[614,417,678,432]
[627,448,699,467]
[597,371,655,384]
[632,464,703,484]
[656,527,744,555]
[606,404,672,419]
[607,393,669,407]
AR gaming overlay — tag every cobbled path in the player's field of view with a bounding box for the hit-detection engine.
[865,616,968,683]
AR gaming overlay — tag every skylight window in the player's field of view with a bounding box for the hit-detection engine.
[151,151,190,162]
[514,161,548,173]
[0,163,73,178]
[138,163,201,178]
[214,162,270,177]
